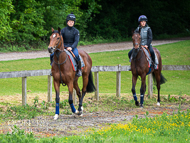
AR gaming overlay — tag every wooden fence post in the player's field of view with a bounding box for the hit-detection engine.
[22,77,27,106]
[116,64,121,97]
[148,73,153,98]
[94,72,99,101]
[73,89,77,104]
[47,75,52,102]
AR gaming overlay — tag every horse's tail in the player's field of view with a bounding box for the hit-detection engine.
[152,72,167,85]
[86,70,96,93]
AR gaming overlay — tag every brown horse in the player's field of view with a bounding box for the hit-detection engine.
[131,31,166,108]
[48,27,95,120]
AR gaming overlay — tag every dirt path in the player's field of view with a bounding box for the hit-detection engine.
[1,103,189,137]
[0,37,189,61]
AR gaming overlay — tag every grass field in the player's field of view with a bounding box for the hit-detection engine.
[0,40,189,96]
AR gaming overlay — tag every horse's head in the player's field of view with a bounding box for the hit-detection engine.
[48,27,62,53]
[132,31,141,58]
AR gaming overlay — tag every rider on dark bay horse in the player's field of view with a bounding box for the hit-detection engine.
[50,12,82,76]
[128,15,158,70]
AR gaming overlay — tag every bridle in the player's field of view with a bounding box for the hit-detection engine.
[132,34,143,77]
[51,32,68,86]
[132,36,143,61]
[49,31,62,52]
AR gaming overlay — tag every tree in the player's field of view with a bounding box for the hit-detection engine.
[0,0,14,41]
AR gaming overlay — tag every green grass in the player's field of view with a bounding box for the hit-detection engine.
[0,40,190,96]
[0,109,189,143]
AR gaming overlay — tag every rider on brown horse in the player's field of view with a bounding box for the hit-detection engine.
[50,12,82,76]
[128,15,158,70]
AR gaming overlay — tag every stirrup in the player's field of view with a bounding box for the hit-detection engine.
[154,64,158,70]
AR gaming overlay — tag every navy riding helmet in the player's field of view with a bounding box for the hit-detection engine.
[138,15,148,23]
[66,12,76,24]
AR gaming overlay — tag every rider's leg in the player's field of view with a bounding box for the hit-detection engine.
[128,49,133,71]
[72,48,82,77]
[50,52,54,76]
[128,49,133,60]
[149,45,157,69]
[50,52,54,66]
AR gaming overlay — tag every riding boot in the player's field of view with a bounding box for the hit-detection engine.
[128,56,132,71]
[129,65,131,71]
[76,60,82,77]
[152,55,158,70]
[50,53,54,76]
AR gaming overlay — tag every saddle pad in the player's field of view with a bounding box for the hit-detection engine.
[142,47,152,67]
[65,49,85,71]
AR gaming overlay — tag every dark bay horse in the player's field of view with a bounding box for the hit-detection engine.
[131,31,166,108]
[48,27,95,120]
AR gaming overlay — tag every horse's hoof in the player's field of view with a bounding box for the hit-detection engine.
[140,104,143,108]
[79,114,83,117]
[75,106,83,116]
[75,110,79,114]
[157,102,160,106]
[78,110,83,116]
[135,101,139,106]
[53,114,59,120]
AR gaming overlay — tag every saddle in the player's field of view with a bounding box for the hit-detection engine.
[141,46,159,74]
[141,46,152,68]
[64,49,85,71]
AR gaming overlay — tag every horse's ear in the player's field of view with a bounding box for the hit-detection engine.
[58,27,61,34]
[51,27,54,33]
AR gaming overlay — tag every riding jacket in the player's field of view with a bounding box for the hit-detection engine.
[61,26,80,49]
[135,24,152,47]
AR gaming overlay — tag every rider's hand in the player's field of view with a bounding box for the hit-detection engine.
[67,47,72,51]
[144,45,148,48]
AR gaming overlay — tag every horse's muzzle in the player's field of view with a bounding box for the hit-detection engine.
[48,47,54,54]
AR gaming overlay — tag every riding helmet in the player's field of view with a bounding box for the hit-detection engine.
[66,12,76,24]
[138,15,148,23]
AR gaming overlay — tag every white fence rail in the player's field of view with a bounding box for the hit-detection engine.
[0,65,189,105]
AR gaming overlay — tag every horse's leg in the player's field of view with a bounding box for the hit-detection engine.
[68,82,77,114]
[54,80,60,120]
[73,77,82,99]
[73,77,83,115]
[154,70,161,106]
[140,74,146,108]
[132,75,139,106]
[77,73,88,115]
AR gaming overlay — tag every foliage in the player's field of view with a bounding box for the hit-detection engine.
[0,0,101,50]
[88,0,190,39]
[1,0,190,51]
[0,0,14,41]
